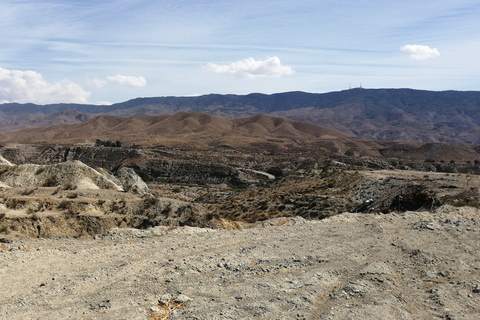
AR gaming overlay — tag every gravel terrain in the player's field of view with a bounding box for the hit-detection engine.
[1,205,480,320]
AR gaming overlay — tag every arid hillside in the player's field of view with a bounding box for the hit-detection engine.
[2,112,480,163]
[0,112,369,154]
[0,112,480,319]
[2,89,480,144]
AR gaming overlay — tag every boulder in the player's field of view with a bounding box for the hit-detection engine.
[114,167,150,195]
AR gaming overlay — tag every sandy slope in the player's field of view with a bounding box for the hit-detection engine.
[0,206,479,320]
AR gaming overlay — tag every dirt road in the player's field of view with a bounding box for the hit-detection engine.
[1,205,480,319]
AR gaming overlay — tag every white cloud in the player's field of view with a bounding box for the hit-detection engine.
[0,67,90,104]
[400,44,440,60]
[204,56,294,79]
[88,78,108,89]
[105,74,147,87]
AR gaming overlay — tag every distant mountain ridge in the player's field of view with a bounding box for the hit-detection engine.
[0,112,353,147]
[1,88,480,144]
[3,112,480,163]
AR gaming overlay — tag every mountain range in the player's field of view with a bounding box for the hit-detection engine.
[2,112,480,163]
[1,88,480,144]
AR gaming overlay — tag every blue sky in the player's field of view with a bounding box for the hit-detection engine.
[0,0,479,104]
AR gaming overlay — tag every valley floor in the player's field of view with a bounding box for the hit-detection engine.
[1,205,479,320]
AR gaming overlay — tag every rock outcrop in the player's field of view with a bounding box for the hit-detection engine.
[0,155,13,166]
[0,160,123,190]
[114,167,150,195]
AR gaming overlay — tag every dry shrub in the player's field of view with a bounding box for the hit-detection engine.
[243,211,270,223]
[26,206,38,214]
[65,205,79,218]
[161,204,172,217]
[208,218,243,230]
[0,167,10,176]
[0,244,10,251]
[142,195,159,209]
[149,299,186,320]
[0,225,8,234]
[149,305,170,320]
[270,219,292,227]
[21,188,36,196]
[6,198,24,209]
[109,198,129,215]
[58,200,80,217]
[57,200,71,210]
[452,200,480,208]
[31,212,41,220]
[35,167,45,175]
[51,186,62,195]
[62,182,77,190]
[67,192,79,199]
[43,177,58,187]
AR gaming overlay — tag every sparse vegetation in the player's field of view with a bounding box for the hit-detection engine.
[43,177,58,187]
[66,192,79,199]
[142,195,159,209]
[21,188,37,196]
[62,182,77,190]
[51,186,62,195]
[95,139,122,148]
[451,200,480,208]
[6,198,23,210]
[130,166,152,182]
[0,167,10,176]
[57,200,72,210]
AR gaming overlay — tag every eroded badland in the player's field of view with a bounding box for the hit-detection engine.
[0,111,479,319]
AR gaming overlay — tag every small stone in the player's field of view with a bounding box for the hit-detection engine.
[174,294,192,304]
[150,306,162,313]
[473,284,480,293]
[158,294,173,306]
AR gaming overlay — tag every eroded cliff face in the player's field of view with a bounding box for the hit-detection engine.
[1,143,480,240]
[0,145,142,170]
[0,144,271,186]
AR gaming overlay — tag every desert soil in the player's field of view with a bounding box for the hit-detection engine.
[0,205,479,320]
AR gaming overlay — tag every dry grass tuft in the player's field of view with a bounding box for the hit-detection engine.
[149,300,186,320]
[209,218,244,230]
[62,182,77,191]
[270,219,292,227]
[66,192,79,199]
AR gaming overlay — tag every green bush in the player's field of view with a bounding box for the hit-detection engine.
[95,139,122,148]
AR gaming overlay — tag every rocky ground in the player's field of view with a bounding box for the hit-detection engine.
[1,145,480,319]
[1,205,479,320]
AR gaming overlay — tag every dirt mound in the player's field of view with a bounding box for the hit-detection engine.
[0,161,123,190]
